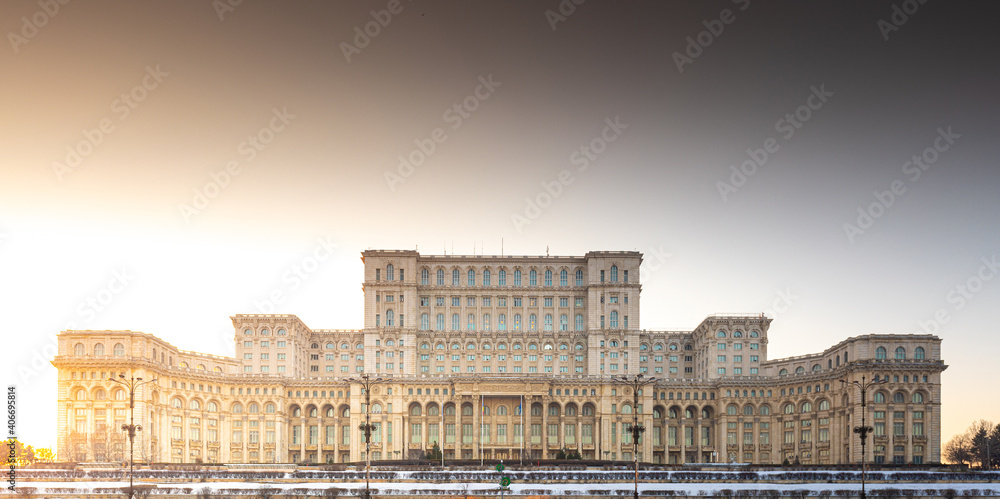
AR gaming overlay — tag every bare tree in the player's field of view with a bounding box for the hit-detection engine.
[324,488,342,498]
[257,485,277,499]
[944,431,974,466]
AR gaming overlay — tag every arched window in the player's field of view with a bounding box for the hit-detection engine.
[813,364,822,372]
[514,269,522,286]
[410,405,421,416]
[575,269,584,286]
[277,328,286,336]
[232,403,243,414]
[529,314,537,330]
[529,269,537,286]
[783,403,794,414]
[779,369,788,376]
[452,269,460,286]
[913,392,924,404]
[582,404,595,416]
[171,397,183,409]
[451,343,460,350]
[436,314,445,331]
[420,313,429,330]
[873,392,886,403]
[560,269,568,286]
[743,405,754,416]
[544,314,553,331]
[499,314,507,331]
[498,405,508,415]
[244,328,253,336]
[113,389,126,401]
[327,408,335,417]
[468,269,475,286]
[420,343,430,350]
[371,404,382,414]
[445,405,456,416]
[74,343,85,356]
[760,405,771,416]
[429,405,440,416]
[530,405,542,416]
[437,269,445,285]
[482,343,492,350]
[266,403,276,413]
[733,331,743,338]
[94,389,106,400]
[261,329,269,336]
[248,403,259,414]
[915,347,925,360]
[893,392,905,404]
[513,343,522,350]
[685,408,694,419]
[609,311,618,328]
[895,346,906,360]
[717,331,726,338]
[386,309,394,327]
[93,343,104,356]
[559,314,568,331]
[727,404,738,416]
[610,265,618,282]
[818,400,830,411]
[467,314,475,331]
[575,343,585,350]
[801,402,812,413]
[386,264,394,281]
[795,366,805,374]
[544,269,552,286]
[575,314,584,331]
[452,314,460,331]
[876,347,887,360]
[499,269,506,286]
[462,405,474,416]
[467,342,476,350]
[207,401,218,412]
[640,344,648,351]
[421,268,429,285]
[113,343,125,356]
[188,399,200,410]
[483,269,491,286]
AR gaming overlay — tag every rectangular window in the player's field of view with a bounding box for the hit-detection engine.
[446,424,456,443]
[531,424,542,444]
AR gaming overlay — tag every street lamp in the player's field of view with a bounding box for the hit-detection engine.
[347,374,386,499]
[613,374,657,499]
[840,376,886,499]
[108,373,157,499]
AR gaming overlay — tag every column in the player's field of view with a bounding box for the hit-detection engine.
[679,422,686,464]
[317,415,323,464]
[695,419,702,463]
[299,417,306,463]
[541,397,548,459]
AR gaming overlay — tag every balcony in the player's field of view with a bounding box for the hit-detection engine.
[759,444,771,452]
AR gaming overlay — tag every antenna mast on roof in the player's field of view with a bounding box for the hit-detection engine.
[546,245,549,256]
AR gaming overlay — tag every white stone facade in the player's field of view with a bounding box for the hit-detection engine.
[52,250,945,465]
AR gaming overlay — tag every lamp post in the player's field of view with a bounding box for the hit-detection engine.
[614,374,657,499]
[347,374,385,499]
[108,373,157,499]
[840,376,886,499]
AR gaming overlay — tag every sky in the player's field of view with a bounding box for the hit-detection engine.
[1,0,998,456]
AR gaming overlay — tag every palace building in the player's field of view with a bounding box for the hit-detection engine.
[52,250,946,465]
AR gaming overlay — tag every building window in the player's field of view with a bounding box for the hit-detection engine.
[544,270,552,286]
[611,265,618,282]
[421,268,429,285]
[529,270,537,286]
[437,269,445,285]
[876,346,887,359]
[499,269,506,286]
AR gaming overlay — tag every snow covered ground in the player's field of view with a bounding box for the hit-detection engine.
[6,469,1000,497]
